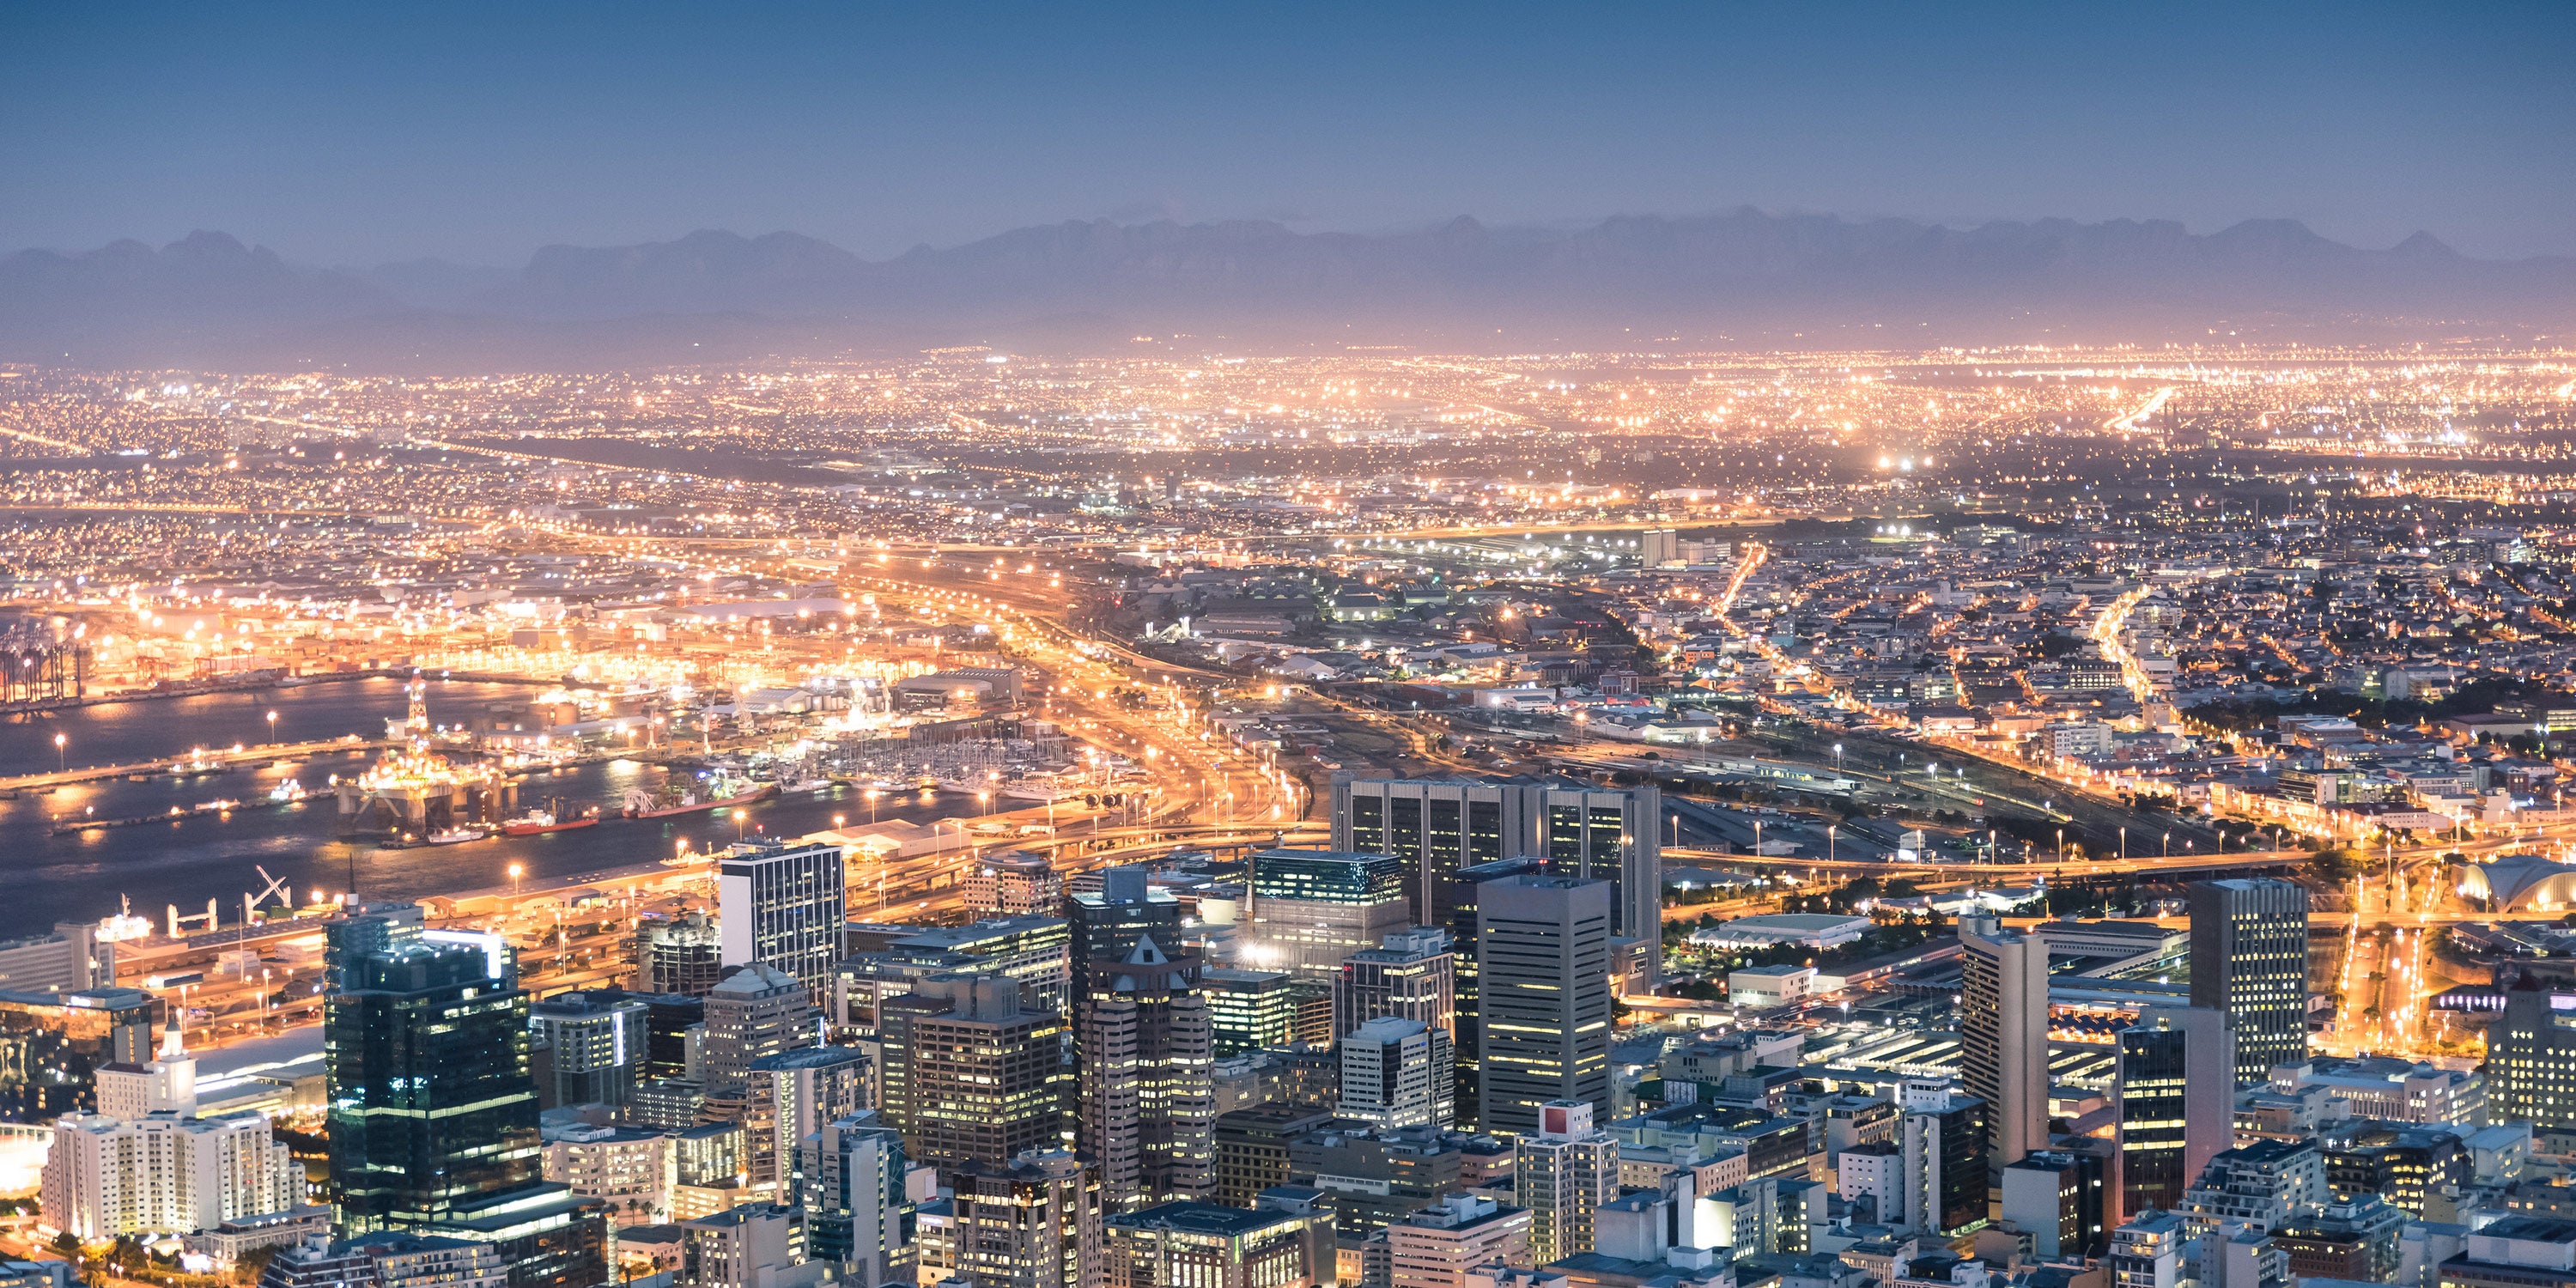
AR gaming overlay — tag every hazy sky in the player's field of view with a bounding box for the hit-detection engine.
[7,0,2571,265]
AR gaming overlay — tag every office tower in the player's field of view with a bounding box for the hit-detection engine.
[1103,1196,1337,1288]
[1895,1079,1990,1238]
[966,851,1064,917]
[623,991,708,1081]
[1286,1123,1473,1236]
[1248,849,1411,985]
[638,913,726,997]
[1959,916,2049,1171]
[2178,1139,2330,1238]
[679,1203,805,1288]
[742,1045,870,1194]
[41,1109,298,1239]
[1201,967,1297,1055]
[2117,1005,2235,1223]
[2488,987,2576,1129]
[1474,873,1612,1135]
[2189,878,2312,1085]
[668,1121,749,1221]
[883,915,1072,1018]
[1212,1105,1334,1209]
[2002,1149,2109,1261]
[1334,779,1526,925]
[1337,1016,1452,1130]
[1077,937,1216,1212]
[880,974,1066,1171]
[1070,866,1184,1005]
[1337,927,1455,1038]
[96,1008,197,1119]
[950,1150,1103,1288]
[1334,779,1664,984]
[324,929,606,1288]
[802,1112,914,1288]
[719,840,846,993]
[1446,857,1537,1132]
[345,1232,513,1288]
[527,992,649,1111]
[700,963,816,1091]
[1385,1194,1532,1288]
[0,985,157,1120]
[1515,1100,1619,1264]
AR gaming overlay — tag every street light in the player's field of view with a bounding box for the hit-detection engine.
[266,709,278,743]
[54,732,65,775]
[507,862,524,901]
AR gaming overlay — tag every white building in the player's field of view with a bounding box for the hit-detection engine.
[1338,1016,1451,1131]
[40,1110,300,1239]
[1726,964,1816,1008]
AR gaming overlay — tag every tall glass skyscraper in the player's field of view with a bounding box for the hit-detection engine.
[2187,878,2312,1085]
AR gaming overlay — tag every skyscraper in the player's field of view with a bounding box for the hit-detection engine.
[879,974,1066,1173]
[699,963,817,1091]
[947,1151,1103,1288]
[800,1111,914,1288]
[1200,967,1297,1056]
[1246,849,1411,985]
[1068,866,1182,1005]
[1895,1079,1990,1238]
[323,925,606,1288]
[1959,915,2049,1170]
[1336,1015,1452,1131]
[1475,873,1612,1135]
[2188,878,2311,1085]
[719,840,847,993]
[527,991,649,1111]
[741,1045,870,1195]
[637,913,726,998]
[1333,778,1664,983]
[1514,1100,1619,1264]
[2489,986,2576,1130]
[1075,936,1216,1212]
[1447,856,1538,1133]
[2116,1005,2236,1223]
[1336,927,1455,1039]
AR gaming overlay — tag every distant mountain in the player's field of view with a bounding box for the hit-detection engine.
[7,211,2572,369]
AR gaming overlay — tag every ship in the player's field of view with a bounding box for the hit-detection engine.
[501,807,598,836]
[425,826,488,845]
[621,775,778,819]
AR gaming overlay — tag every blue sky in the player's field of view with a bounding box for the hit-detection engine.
[5,0,2569,264]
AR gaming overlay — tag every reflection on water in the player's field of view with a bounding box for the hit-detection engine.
[0,678,973,937]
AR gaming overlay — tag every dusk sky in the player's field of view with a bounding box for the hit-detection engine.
[7,0,2572,266]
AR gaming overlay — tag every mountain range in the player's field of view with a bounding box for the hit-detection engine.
[4,210,2569,369]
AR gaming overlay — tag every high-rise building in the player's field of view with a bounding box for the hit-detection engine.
[2189,879,2312,1085]
[880,974,1066,1173]
[965,852,1064,918]
[1211,1104,1334,1210]
[538,1122,668,1226]
[2110,1210,2190,1288]
[741,1045,870,1194]
[1333,779,1664,983]
[1474,874,1612,1136]
[949,1150,1103,1288]
[1445,857,1537,1133]
[0,985,157,1121]
[1076,936,1216,1212]
[1896,1079,1990,1238]
[1069,866,1183,1005]
[881,915,1072,1018]
[322,926,605,1288]
[1337,1016,1451,1131]
[719,840,846,993]
[2002,1149,2109,1261]
[1513,1100,1619,1264]
[1201,967,1297,1056]
[527,992,649,1111]
[1103,1197,1336,1288]
[678,1202,805,1288]
[699,963,817,1091]
[96,1009,197,1119]
[2116,1005,2235,1224]
[2491,987,2576,1129]
[1959,915,2049,1173]
[1248,849,1411,985]
[636,913,726,998]
[800,1111,914,1288]
[1336,927,1455,1039]
[41,1109,299,1240]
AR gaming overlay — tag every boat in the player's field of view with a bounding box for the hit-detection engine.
[501,809,598,836]
[268,780,308,803]
[425,827,488,845]
[787,778,834,793]
[622,780,779,819]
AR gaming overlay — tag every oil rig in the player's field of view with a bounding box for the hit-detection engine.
[333,675,517,837]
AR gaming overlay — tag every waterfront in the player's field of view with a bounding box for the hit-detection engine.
[0,677,995,937]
